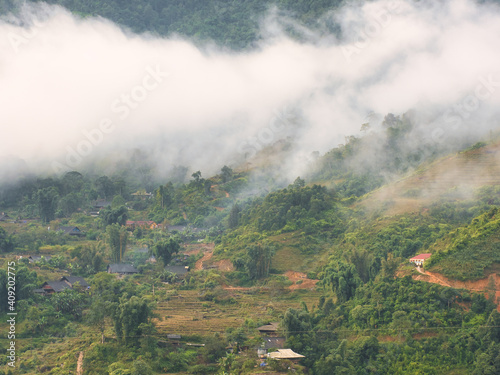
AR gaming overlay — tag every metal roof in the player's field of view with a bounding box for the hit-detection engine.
[268,349,305,359]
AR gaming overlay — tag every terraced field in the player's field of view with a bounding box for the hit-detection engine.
[154,288,321,336]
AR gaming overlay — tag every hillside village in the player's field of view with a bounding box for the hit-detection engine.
[2,0,500,374]
[1,129,500,374]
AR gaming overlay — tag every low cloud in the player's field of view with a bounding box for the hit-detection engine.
[1,0,500,183]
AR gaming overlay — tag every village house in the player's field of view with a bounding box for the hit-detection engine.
[93,200,111,210]
[257,322,280,337]
[107,263,139,275]
[256,322,285,358]
[131,191,153,200]
[60,276,89,289]
[35,276,89,295]
[58,226,85,237]
[164,265,190,275]
[257,337,286,358]
[409,253,432,267]
[267,349,305,362]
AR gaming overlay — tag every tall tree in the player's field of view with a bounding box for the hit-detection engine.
[321,260,360,303]
[35,187,58,223]
[221,165,233,183]
[228,204,241,229]
[113,295,152,344]
[153,237,180,266]
[245,242,275,280]
[101,205,128,226]
[106,224,128,263]
[94,176,114,199]
[0,227,14,252]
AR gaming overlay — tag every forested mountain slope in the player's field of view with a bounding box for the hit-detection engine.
[2,0,344,49]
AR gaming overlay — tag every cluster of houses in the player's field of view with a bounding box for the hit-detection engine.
[161,321,305,363]
[256,322,305,363]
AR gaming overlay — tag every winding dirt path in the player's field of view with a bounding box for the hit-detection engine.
[76,351,83,375]
[195,250,214,271]
[412,269,500,311]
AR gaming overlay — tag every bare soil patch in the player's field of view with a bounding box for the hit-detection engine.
[285,271,319,290]
[412,270,500,311]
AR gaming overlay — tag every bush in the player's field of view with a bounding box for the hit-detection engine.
[268,358,293,372]
[189,364,217,374]
[307,271,317,279]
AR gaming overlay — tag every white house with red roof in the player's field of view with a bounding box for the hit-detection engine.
[409,253,432,267]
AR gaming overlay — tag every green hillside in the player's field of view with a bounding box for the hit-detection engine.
[2,0,500,373]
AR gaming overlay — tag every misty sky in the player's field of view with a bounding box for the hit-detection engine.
[1,0,500,181]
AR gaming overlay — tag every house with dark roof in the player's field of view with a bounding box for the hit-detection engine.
[93,200,111,209]
[257,337,286,358]
[262,337,285,350]
[60,276,89,289]
[58,226,84,236]
[37,276,89,295]
[107,263,139,275]
[257,322,280,336]
[41,281,72,294]
[164,265,190,275]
